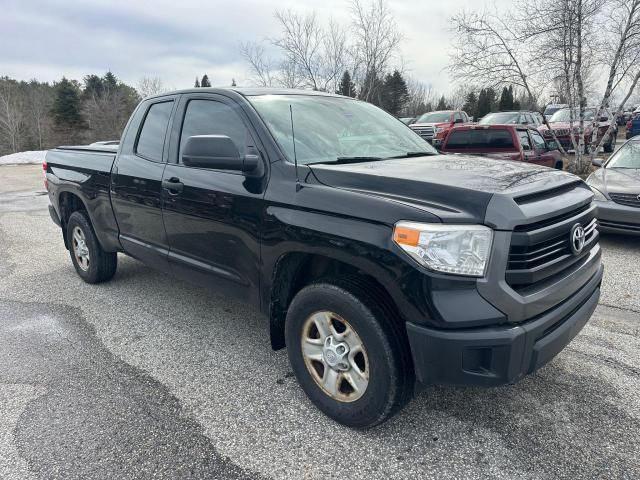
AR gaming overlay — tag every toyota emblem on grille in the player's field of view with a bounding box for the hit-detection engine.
[570,223,586,255]
[637,194,640,201]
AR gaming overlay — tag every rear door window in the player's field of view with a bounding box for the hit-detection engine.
[446,129,515,149]
[136,101,174,162]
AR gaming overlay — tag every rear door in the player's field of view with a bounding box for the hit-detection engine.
[161,93,266,305]
[111,97,177,270]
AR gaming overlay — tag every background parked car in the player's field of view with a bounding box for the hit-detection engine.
[626,113,640,139]
[538,107,618,153]
[543,103,569,122]
[586,137,640,235]
[409,110,470,147]
[478,111,543,127]
[440,124,563,169]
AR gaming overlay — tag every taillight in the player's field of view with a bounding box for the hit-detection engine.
[627,121,633,129]
[42,160,48,190]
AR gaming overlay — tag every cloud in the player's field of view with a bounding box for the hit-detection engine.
[1,0,507,93]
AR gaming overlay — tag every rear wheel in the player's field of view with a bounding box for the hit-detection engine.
[285,277,414,428]
[66,211,117,284]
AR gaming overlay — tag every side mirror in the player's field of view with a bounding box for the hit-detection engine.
[454,118,464,124]
[182,135,263,177]
[546,139,559,151]
[592,158,604,168]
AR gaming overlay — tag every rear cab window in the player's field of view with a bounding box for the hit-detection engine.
[136,101,174,162]
[446,128,515,150]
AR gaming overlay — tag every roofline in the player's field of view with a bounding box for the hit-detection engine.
[142,87,350,102]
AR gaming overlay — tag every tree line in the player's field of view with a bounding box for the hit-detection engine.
[0,72,140,156]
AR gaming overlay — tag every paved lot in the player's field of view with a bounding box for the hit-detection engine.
[0,165,639,479]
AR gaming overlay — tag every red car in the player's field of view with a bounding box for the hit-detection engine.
[440,124,563,169]
[409,110,470,148]
[538,107,618,153]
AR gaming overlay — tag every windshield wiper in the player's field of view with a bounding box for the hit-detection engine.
[308,156,384,165]
[390,151,438,158]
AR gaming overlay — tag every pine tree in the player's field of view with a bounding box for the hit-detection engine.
[462,91,478,117]
[337,71,356,98]
[436,95,448,111]
[381,70,409,116]
[475,89,495,119]
[498,86,515,111]
[51,77,84,129]
[200,75,211,87]
[103,71,118,91]
[194,77,200,88]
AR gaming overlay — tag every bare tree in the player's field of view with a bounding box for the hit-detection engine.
[27,80,53,150]
[137,76,168,98]
[351,0,402,101]
[587,0,640,158]
[0,78,25,153]
[272,10,325,90]
[404,79,437,116]
[240,41,277,87]
[450,10,567,155]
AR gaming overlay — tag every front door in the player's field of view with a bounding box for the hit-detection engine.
[161,94,267,305]
[529,129,555,168]
[111,98,176,270]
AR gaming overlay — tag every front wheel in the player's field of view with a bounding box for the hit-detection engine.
[66,211,117,284]
[285,278,414,428]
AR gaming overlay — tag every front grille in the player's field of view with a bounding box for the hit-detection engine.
[411,126,435,139]
[609,192,640,208]
[506,207,598,291]
[553,128,571,136]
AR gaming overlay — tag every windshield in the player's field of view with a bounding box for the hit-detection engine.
[249,95,437,165]
[478,112,521,125]
[416,112,451,123]
[607,140,640,168]
[550,108,596,123]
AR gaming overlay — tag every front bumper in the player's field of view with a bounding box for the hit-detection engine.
[596,200,640,235]
[406,264,603,386]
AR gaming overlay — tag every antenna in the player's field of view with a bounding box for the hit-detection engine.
[289,104,300,191]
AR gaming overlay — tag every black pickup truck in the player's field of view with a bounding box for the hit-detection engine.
[45,88,603,428]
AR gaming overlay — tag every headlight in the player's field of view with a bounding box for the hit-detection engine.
[435,127,444,133]
[393,222,493,277]
[589,185,608,201]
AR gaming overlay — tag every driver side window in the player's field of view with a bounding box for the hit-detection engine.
[530,130,547,150]
[179,99,251,164]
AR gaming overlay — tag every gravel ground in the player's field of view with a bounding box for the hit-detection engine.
[0,165,639,479]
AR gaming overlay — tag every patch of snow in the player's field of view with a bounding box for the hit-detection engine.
[0,150,47,166]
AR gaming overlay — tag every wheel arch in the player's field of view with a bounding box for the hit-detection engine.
[268,251,406,351]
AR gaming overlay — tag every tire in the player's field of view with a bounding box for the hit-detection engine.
[285,277,414,428]
[66,211,117,284]
[554,160,564,170]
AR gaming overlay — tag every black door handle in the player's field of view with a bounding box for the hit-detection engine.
[162,177,183,194]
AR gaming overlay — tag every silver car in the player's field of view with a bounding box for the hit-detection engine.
[587,136,640,235]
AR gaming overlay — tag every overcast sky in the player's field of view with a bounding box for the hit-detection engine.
[2,0,511,94]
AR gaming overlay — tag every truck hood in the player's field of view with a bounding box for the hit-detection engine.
[308,155,579,223]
